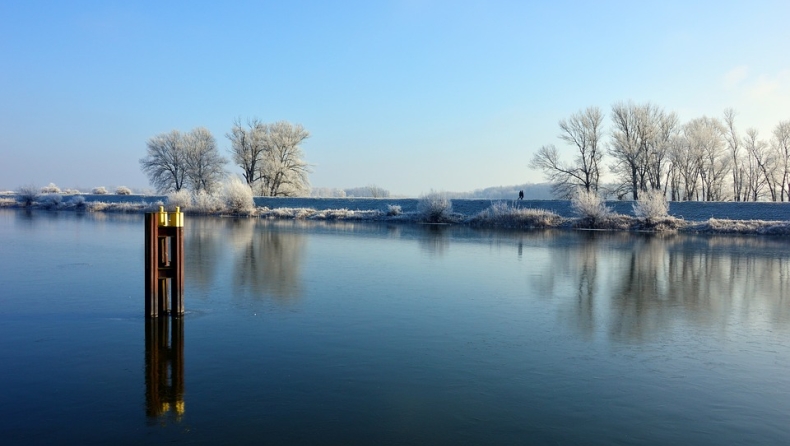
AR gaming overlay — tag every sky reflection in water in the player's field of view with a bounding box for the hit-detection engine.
[1,210,789,445]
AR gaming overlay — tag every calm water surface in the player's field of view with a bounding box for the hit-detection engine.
[1,209,789,445]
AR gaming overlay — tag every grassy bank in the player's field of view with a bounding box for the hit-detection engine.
[2,191,790,235]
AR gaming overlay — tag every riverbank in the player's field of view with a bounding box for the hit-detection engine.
[2,193,790,235]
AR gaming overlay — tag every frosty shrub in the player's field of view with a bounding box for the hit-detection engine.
[293,208,313,219]
[92,186,108,195]
[69,195,86,209]
[759,222,790,235]
[115,186,132,195]
[417,191,453,223]
[571,188,611,221]
[223,177,255,215]
[192,190,222,214]
[63,188,81,195]
[386,204,402,216]
[696,218,789,235]
[113,202,148,213]
[38,193,63,209]
[167,189,192,210]
[470,201,562,228]
[88,201,109,212]
[16,185,38,206]
[41,183,61,194]
[261,207,300,219]
[633,189,669,221]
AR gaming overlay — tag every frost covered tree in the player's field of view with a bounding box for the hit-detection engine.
[367,184,390,198]
[227,119,311,197]
[668,117,728,201]
[184,127,227,193]
[724,110,778,202]
[648,109,679,194]
[609,102,678,200]
[140,130,189,193]
[647,110,680,195]
[257,121,311,197]
[310,187,346,198]
[530,106,605,198]
[724,109,746,201]
[687,117,729,201]
[609,102,645,200]
[227,118,268,187]
[16,185,38,206]
[141,128,227,193]
[668,134,698,200]
[771,120,790,201]
[742,128,771,201]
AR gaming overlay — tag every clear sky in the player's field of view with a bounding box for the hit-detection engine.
[2,0,789,196]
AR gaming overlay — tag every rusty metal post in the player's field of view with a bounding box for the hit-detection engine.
[145,213,159,318]
[158,236,170,266]
[158,278,170,315]
[158,223,170,315]
[145,206,185,318]
[171,225,185,316]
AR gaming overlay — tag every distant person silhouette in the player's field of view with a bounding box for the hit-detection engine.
[518,190,524,200]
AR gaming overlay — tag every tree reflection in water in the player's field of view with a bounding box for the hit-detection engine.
[530,232,790,342]
[233,220,306,304]
[418,224,450,256]
[186,217,224,294]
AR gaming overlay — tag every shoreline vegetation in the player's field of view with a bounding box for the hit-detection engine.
[2,187,790,236]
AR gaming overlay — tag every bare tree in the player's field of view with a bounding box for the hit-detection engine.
[723,109,745,201]
[558,106,605,192]
[669,132,702,201]
[742,128,771,201]
[258,121,311,197]
[140,130,189,193]
[649,109,679,195]
[771,120,790,201]
[530,106,604,198]
[184,127,227,193]
[367,185,390,198]
[609,102,640,199]
[141,128,227,194]
[530,145,574,198]
[227,118,268,187]
[609,102,677,200]
[665,136,683,201]
[683,117,728,201]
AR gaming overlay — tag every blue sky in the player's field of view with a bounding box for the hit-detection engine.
[2,0,789,196]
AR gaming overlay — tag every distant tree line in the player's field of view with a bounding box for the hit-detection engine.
[530,102,790,201]
[310,185,391,198]
[447,183,554,200]
[140,119,310,196]
[309,184,556,200]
